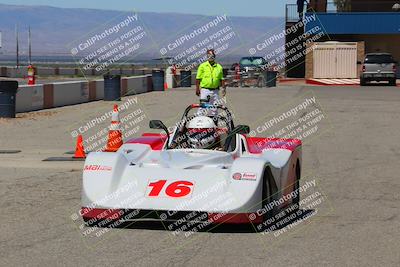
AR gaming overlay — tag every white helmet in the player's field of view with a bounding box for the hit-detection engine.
[186,116,217,149]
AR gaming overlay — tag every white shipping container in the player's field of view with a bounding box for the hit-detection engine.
[313,42,358,79]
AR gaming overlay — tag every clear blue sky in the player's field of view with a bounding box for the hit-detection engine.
[0,0,290,17]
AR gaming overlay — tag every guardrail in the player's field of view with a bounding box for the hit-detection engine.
[286,4,309,23]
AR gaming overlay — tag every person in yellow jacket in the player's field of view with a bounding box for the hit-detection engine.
[196,49,226,116]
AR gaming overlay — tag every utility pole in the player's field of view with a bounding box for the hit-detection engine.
[15,24,19,68]
[28,26,32,65]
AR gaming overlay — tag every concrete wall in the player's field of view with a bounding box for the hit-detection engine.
[121,69,135,76]
[15,75,153,113]
[81,68,95,76]
[6,67,27,78]
[88,79,104,101]
[14,72,203,114]
[52,81,90,107]
[191,73,196,85]
[121,75,152,96]
[0,67,7,77]
[356,41,365,78]
[0,66,152,78]
[16,85,44,113]
[58,68,78,76]
[36,67,56,76]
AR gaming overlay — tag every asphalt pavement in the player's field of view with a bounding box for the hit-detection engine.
[0,84,399,266]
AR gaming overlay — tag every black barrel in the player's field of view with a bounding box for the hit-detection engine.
[180,70,192,87]
[103,74,121,101]
[265,71,278,87]
[0,81,18,118]
[223,68,229,77]
[152,70,165,91]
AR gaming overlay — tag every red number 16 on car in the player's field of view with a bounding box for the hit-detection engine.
[146,180,194,198]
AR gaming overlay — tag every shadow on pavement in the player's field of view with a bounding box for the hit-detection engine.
[93,208,316,234]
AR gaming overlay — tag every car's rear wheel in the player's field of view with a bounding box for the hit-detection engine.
[389,78,397,86]
[360,78,367,86]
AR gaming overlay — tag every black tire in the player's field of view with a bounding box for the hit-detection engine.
[360,78,366,86]
[261,168,278,221]
[389,79,397,86]
[292,162,301,206]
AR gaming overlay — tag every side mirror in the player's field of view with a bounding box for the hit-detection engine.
[233,125,250,135]
[149,120,170,148]
[149,120,167,130]
[224,125,250,152]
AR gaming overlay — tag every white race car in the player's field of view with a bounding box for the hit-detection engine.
[81,104,302,226]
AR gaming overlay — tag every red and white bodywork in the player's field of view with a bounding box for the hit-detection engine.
[81,105,302,225]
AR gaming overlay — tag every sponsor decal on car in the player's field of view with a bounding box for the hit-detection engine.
[232,172,257,181]
[84,165,112,171]
[232,173,242,180]
[242,172,257,180]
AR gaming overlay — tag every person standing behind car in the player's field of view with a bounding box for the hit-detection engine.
[195,49,226,117]
[297,0,307,20]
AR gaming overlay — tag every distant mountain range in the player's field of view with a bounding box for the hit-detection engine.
[0,4,284,62]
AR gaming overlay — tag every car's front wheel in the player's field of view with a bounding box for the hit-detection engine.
[261,168,278,221]
[292,163,301,207]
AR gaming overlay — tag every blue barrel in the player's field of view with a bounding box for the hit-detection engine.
[265,71,278,87]
[152,70,165,91]
[180,70,192,87]
[0,81,18,118]
[104,74,121,101]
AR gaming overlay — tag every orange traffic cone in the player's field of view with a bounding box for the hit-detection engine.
[105,105,123,152]
[73,135,86,159]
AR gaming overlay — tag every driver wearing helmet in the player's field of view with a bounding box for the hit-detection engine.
[186,116,221,150]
